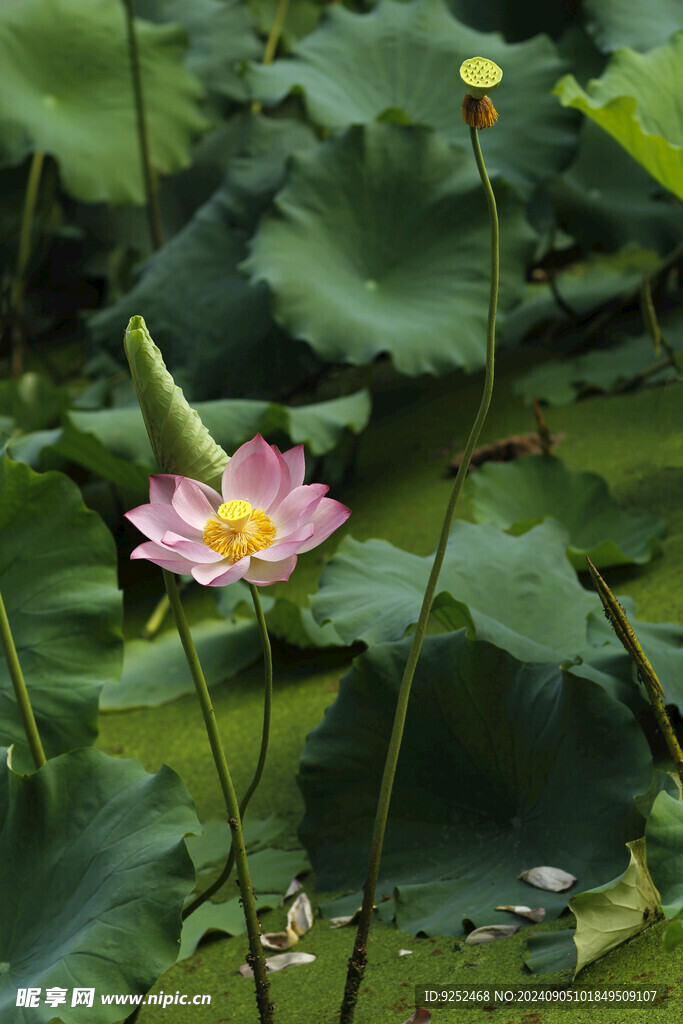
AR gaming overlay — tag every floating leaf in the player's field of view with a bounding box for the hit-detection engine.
[525,930,577,974]
[99,618,261,710]
[248,0,578,195]
[644,791,683,919]
[0,748,198,1022]
[239,951,316,976]
[465,925,520,944]
[496,905,546,923]
[311,521,598,663]
[570,838,661,976]
[554,34,683,200]
[179,893,281,960]
[0,456,122,770]
[244,123,536,377]
[186,814,287,877]
[519,867,578,892]
[299,632,653,934]
[464,455,666,569]
[0,0,208,203]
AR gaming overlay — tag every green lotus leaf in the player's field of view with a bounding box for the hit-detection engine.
[569,838,661,976]
[584,0,682,54]
[249,0,323,50]
[244,123,536,377]
[299,632,653,933]
[0,0,209,203]
[548,121,683,254]
[311,520,598,662]
[0,747,199,1023]
[645,792,683,919]
[178,893,282,960]
[554,33,683,200]
[89,116,320,400]
[464,454,666,569]
[0,455,122,770]
[215,582,344,650]
[136,0,262,104]
[524,930,577,975]
[186,815,288,877]
[100,618,261,710]
[124,315,230,491]
[247,0,579,195]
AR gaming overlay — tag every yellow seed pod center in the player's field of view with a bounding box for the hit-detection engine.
[459,57,503,99]
[217,499,253,531]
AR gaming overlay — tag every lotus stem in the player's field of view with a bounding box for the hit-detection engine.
[251,0,290,114]
[339,121,500,1024]
[122,0,164,251]
[0,588,46,769]
[586,557,683,789]
[10,149,45,377]
[183,583,273,918]
[162,570,273,1023]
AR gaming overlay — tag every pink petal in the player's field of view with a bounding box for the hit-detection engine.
[244,554,298,586]
[191,556,251,587]
[250,523,314,561]
[149,474,221,507]
[221,435,284,510]
[280,445,305,490]
[172,478,219,530]
[295,498,351,553]
[130,541,194,574]
[125,503,203,544]
[271,484,328,536]
[160,532,225,563]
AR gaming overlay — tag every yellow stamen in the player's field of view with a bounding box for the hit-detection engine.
[203,499,276,562]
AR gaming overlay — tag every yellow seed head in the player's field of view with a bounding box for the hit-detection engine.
[459,56,503,99]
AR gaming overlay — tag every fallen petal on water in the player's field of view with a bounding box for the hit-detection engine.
[465,925,520,945]
[400,1009,432,1024]
[260,924,299,951]
[287,892,314,935]
[239,951,316,976]
[518,866,577,892]
[496,904,546,923]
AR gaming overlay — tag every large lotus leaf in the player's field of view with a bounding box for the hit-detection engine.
[100,618,261,710]
[247,0,579,196]
[124,315,229,492]
[524,930,577,975]
[89,116,320,400]
[249,0,323,50]
[0,747,198,1023]
[68,389,370,474]
[554,34,683,200]
[299,632,653,933]
[569,838,661,976]
[0,456,122,770]
[136,0,262,104]
[244,124,537,377]
[548,120,683,254]
[464,455,666,569]
[645,792,683,920]
[0,0,209,203]
[311,520,597,662]
[584,0,682,54]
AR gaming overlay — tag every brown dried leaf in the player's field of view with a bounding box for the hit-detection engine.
[447,431,565,475]
[465,924,520,945]
[518,866,577,892]
[496,904,546,923]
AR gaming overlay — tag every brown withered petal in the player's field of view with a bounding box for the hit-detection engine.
[465,924,520,945]
[260,924,299,951]
[518,866,577,892]
[496,904,546,923]
[461,93,498,129]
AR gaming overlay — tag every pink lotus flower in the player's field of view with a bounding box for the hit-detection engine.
[126,435,351,586]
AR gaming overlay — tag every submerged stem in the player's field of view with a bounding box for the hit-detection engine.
[122,0,164,251]
[162,570,273,1023]
[183,584,273,919]
[0,589,46,769]
[339,125,500,1024]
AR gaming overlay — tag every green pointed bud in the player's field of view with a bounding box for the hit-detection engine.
[124,315,229,491]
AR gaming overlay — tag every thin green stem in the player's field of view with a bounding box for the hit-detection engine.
[122,0,164,251]
[0,589,46,769]
[339,125,500,1024]
[251,0,290,113]
[183,583,273,919]
[162,570,273,1023]
[10,150,45,377]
